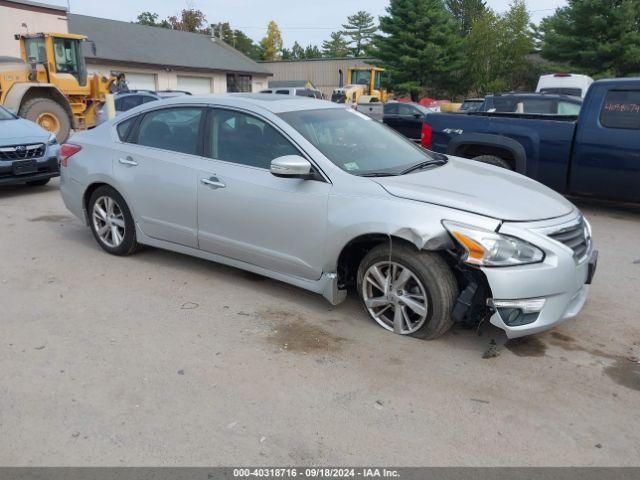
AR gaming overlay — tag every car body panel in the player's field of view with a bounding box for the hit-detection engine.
[60,94,594,337]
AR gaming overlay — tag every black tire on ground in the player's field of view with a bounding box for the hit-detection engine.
[88,185,139,256]
[25,179,51,187]
[19,97,71,143]
[472,155,513,170]
[356,243,459,340]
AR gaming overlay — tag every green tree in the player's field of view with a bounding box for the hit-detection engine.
[373,0,465,99]
[539,0,640,77]
[304,45,323,59]
[211,22,263,60]
[134,11,170,28]
[322,32,350,57]
[291,41,305,60]
[465,1,534,95]
[342,11,377,56]
[260,21,284,61]
[445,0,488,35]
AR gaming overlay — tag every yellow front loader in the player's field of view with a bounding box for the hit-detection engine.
[331,67,389,104]
[0,33,124,142]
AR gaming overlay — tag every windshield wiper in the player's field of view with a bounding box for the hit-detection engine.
[357,172,399,177]
[399,158,447,175]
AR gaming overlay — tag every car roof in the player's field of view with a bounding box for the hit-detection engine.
[142,93,343,114]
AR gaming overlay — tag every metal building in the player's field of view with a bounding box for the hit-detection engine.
[260,57,378,98]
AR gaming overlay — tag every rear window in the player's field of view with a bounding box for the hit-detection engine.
[600,90,640,129]
[539,88,582,97]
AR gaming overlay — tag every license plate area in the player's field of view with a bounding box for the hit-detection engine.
[12,160,38,175]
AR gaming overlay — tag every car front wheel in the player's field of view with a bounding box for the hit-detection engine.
[88,186,138,256]
[357,244,459,339]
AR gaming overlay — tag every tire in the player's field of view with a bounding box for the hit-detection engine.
[472,155,513,170]
[88,185,138,256]
[25,179,50,187]
[356,243,459,340]
[19,98,71,143]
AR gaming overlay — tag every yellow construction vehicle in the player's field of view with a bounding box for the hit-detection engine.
[0,33,124,142]
[331,67,388,104]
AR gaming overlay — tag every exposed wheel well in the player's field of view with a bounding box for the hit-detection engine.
[83,182,110,222]
[337,234,435,290]
[453,144,516,169]
[19,87,73,122]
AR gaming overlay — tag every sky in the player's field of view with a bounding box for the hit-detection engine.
[50,0,567,48]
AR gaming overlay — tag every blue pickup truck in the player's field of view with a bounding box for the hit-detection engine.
[422,78,640,203]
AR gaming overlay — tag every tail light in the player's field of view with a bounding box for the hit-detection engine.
[421,122,433,149]
[60,144,82,167]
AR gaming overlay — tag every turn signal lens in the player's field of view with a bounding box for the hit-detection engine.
[443,221,545,267]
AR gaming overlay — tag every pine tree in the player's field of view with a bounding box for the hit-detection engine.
[446,0,488,35]
[260,21,284,61]
[342,11,377,56]
[373,0,465,98]
[539,0,640,77]
[291,42,305,60]
[322,32,350,58]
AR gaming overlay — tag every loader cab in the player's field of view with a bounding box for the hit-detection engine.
[347,67,388,102]
[18,33,89,90]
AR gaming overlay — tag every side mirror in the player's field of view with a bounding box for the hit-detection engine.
[270,155,313,179]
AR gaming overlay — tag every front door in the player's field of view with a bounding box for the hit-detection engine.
[570,88,640,203]
[196,108,330,280]
[114,106,206,247]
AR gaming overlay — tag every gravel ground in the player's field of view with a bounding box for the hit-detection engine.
[1,179,639,466]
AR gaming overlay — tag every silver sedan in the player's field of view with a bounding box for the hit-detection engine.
[59,94,597,339]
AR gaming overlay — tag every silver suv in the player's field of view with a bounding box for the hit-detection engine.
[59,94,597,339]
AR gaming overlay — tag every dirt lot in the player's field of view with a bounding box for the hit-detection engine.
[1,178,639,466]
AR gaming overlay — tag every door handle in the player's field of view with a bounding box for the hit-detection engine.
[201,176,226,189]
[119,157,138,166]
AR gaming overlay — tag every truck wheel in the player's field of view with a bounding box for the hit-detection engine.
[19,98,71,143]
[357,243,459,340]
[473,155,513,170]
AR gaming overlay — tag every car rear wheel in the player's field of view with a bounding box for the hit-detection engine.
[357,244,459,339]
[88,186,138,256]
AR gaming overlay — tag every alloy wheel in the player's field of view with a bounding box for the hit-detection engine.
[362,261,429,334]
[92,196,126,248]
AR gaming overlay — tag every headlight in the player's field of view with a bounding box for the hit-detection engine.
[47,133,57,146]
[443,221,544,267]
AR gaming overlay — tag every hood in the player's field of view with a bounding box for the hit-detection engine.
[373,156,574,221]
[0,118,50,146]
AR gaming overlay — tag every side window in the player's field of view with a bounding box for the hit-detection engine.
[116,117,135,142]
[600,90,640,129]
[397,104,417,116]
[557,101,581,116]
[134,107,204,155]
[209,109,299,169]
[275,90,290,95]
[115,95,144,112]
[142,95,158,104]
[384,103,398,115]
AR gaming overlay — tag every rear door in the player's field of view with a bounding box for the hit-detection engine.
[382,103,400,132]
[196,108,330,280]
[114,106,206,247]
[570,87,640,202]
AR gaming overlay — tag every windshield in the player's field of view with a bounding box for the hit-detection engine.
[279,108,442,176]
[0,107,16,121]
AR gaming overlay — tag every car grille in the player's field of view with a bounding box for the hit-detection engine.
[0,143,45,161]
[548,218,590,260]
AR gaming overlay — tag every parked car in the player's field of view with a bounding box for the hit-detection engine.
[0,105,60,186]
[260,87,324,99]
[422,78,640,203]
[383,102,431,142]
[536,73,594,98]
[480,93,582,115]
[60,94,596,340]
[96,90,192,124]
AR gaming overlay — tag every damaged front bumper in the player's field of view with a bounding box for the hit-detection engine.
[481,212,596,338]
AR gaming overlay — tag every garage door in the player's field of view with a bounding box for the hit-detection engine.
[177,76,212,94]
[125,73,157,91]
